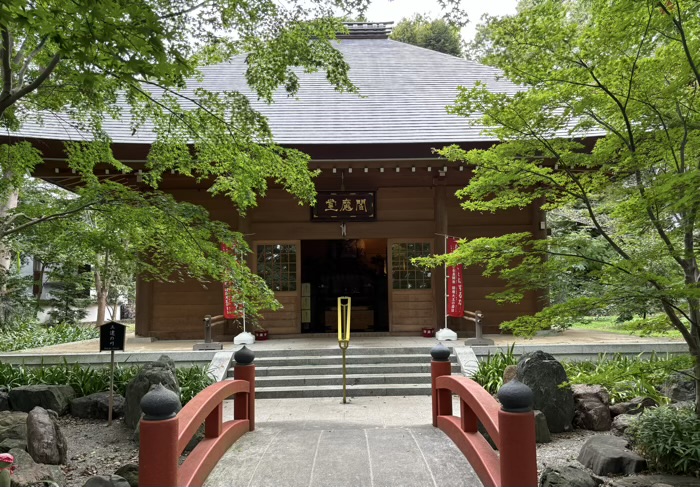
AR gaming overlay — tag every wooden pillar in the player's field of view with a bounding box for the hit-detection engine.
[433,182,447,329]
[135,276,153,337]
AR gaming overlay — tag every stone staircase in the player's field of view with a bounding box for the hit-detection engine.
[226,346,461,399]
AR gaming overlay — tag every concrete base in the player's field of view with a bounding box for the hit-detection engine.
[435,328,458,341]
[233,332,255,345]
[465,337,495,346]
[193,342,223,351]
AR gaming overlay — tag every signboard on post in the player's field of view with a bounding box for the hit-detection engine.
[99,321,126,426]
[100,321,126,351]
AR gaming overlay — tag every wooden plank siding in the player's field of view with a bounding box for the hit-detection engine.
[138,172,545,339]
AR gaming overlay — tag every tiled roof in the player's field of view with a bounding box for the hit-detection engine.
[14,38,521,145]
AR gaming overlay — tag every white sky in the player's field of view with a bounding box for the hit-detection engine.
[362,0,518,41]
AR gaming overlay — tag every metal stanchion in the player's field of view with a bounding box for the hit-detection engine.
[337,296,351,404]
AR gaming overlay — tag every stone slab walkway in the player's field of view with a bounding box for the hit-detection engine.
[205,396,481,487]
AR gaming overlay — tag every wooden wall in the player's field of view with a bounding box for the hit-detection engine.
[136,165,545,339]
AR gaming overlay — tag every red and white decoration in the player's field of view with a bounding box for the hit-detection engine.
[446,237,464,318]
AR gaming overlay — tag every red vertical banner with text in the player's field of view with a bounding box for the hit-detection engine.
[446,238,464,318]
[221,244,244,319]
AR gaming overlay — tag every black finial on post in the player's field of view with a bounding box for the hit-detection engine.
[234,345,255,365]
[140,384,181,420]
[430,343,451,362]
[497,378,533,413]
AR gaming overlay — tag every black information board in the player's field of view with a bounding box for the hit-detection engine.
[100,321,126,351]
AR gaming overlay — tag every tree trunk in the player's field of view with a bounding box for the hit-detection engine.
[0,188,19,274]
[96,289,107,326]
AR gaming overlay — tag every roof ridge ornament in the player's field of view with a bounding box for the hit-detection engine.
[338,22,393,39]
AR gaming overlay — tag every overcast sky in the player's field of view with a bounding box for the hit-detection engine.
[362,0,518,41]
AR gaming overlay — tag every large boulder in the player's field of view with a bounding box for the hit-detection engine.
[6,447,66,487]
[0,411,27,447]
[577,435,647,476]
[516,351,574,433]
[26,406,67,465]
[539,463,603,487]
[609,397,657,418]
[114,463,138,487]
[0,391,9,412]
[124,355,180,429]
[71,392,125,420]
[83,475,131,487]
[661,369,695,403]
[9,385,75,415]
[572,385,611,431]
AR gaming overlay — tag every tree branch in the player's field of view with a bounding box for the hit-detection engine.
[0,53,60,117]
[1,197,100,239]
[16,35,47,88]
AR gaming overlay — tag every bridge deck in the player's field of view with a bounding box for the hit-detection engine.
[204,396,481,487]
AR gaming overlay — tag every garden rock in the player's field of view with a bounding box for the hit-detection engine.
[516,350,574,433]
[0,411,27,444]
[503,365,517,384]
[534,410,551,443]
[610,414,638,436]
[577,435,647,476]
[114,463,138,487]
[609,397,657,417]
[7,447,66,487]
[124,355,180,429]
[572,385,611,431]
[661,369,695,403]
[0,437,25,452]
[8,384,75,415]
[71,392,125,420]
[539,463,603,487]
[27,406,67,465]
[608,474,700,487]
[83,475,131,487]
[0,392,8,412]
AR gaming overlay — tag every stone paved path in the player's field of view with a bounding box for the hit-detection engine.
[204,396,481,487]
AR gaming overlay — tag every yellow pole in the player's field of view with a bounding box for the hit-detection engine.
[337,296,351,404]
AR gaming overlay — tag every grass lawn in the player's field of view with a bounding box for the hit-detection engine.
[570,316,683,339]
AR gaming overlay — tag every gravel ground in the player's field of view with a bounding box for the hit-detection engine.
[58,416,138,487]
[58,415,607,487]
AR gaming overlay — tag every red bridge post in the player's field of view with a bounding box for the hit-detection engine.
[497,379,537,487]
[138,384,181,487]
[233,346,256,431]
[430,343,453,427]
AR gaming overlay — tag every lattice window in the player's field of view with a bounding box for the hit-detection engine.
[256,244,297,292]
[391,242,432,289]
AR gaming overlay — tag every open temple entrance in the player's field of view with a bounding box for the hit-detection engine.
[301,239,388,333]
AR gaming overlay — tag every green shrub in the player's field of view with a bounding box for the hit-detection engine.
[628,405,700,475]
[471,344,517,394]
[0,361,212,405]
[563,353,693,404]
[177,365,214,404]
[0,322,100,352]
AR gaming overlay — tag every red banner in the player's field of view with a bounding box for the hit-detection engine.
[221,243,244,319]
[446,238,464,318]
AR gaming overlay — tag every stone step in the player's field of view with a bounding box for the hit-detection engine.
[243,346,441,358]
[249,382,433,399]
[255,372,432,388]
[253,353,450,367]
[230,362,460,378]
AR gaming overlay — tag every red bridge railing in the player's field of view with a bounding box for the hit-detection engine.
[139,346,256,487]
[431,344,537,487]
